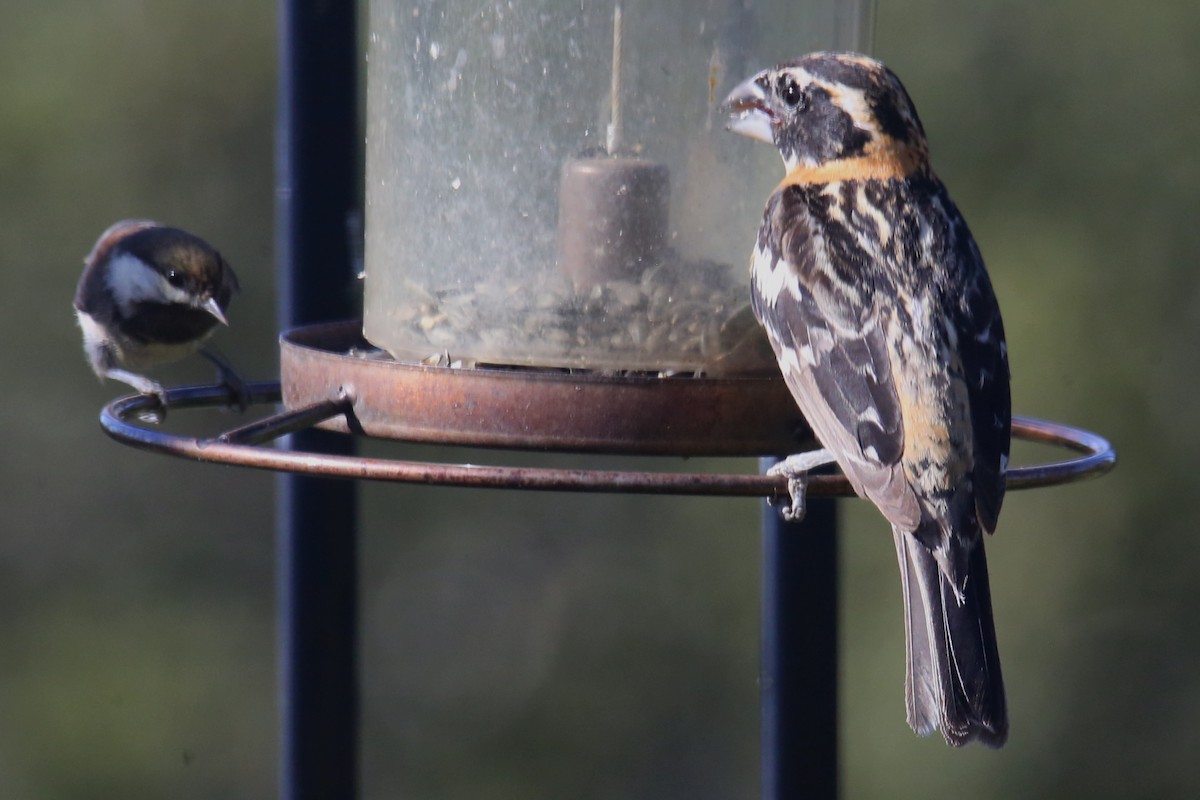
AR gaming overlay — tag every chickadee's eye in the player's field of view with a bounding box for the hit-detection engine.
[166,269,186,289]
[778,76,806,110]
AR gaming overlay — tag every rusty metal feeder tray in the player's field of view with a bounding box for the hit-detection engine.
[281,320,810,456]
[98,320,1116,499]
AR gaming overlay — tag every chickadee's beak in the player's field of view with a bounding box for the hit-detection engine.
[201,296,228,326]
[722,75,775,145]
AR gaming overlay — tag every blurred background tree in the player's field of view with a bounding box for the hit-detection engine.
[0,0,1196,798]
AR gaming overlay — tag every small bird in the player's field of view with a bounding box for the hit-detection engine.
[724,53,1011,747]
[74,220,241,409]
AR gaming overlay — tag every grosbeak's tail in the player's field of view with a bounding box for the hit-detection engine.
[893,527,1008,747]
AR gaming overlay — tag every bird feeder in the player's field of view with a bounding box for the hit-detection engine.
[265,0,876,455]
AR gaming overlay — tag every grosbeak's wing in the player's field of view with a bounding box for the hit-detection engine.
[752,182,921,531]
[753,179,1010,540]
[953,231,1011,534]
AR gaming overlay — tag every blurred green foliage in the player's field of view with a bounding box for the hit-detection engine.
[2,0,1197,797]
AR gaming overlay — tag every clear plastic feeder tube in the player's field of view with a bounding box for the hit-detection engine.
[364,0,875,373]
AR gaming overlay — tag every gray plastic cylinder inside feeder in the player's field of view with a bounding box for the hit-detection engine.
[557,155,669,290]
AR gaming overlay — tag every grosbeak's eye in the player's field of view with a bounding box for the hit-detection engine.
[778,76,805,110]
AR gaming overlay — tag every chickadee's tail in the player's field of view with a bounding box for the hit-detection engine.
[893,525,1008,747]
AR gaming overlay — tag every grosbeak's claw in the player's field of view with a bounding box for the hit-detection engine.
[773,473,808,522]
[767,449,835,523]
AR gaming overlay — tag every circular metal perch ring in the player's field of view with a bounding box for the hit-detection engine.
[100,381,1116,501]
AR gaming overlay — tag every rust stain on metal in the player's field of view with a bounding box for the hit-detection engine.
[280,320,813,456]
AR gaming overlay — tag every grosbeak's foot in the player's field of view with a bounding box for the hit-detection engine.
[767,448,835,523]
[200,349,250,412]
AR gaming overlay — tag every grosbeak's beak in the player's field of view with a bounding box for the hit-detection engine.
[722,75,775,144]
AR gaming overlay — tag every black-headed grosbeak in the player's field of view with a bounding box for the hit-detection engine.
[724,52,1010,747]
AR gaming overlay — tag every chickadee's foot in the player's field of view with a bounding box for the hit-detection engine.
[200,349,250,412]
[766,449,836,522]
[140,390,169,424]
[218,369,251,413]
[103,368,169,423]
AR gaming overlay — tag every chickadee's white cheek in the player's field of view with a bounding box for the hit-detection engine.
[105,252,190,313]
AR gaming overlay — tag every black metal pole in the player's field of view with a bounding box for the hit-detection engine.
[276,2,360,798]
[760,459,839,800]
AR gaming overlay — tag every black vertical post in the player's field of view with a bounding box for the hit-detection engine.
[760,459,839,800]
[276,2,360,799]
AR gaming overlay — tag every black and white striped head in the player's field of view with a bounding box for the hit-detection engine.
[83,220,238,325]
[723,52,928,174]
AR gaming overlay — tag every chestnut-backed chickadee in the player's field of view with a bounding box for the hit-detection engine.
[74,220,241,406]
